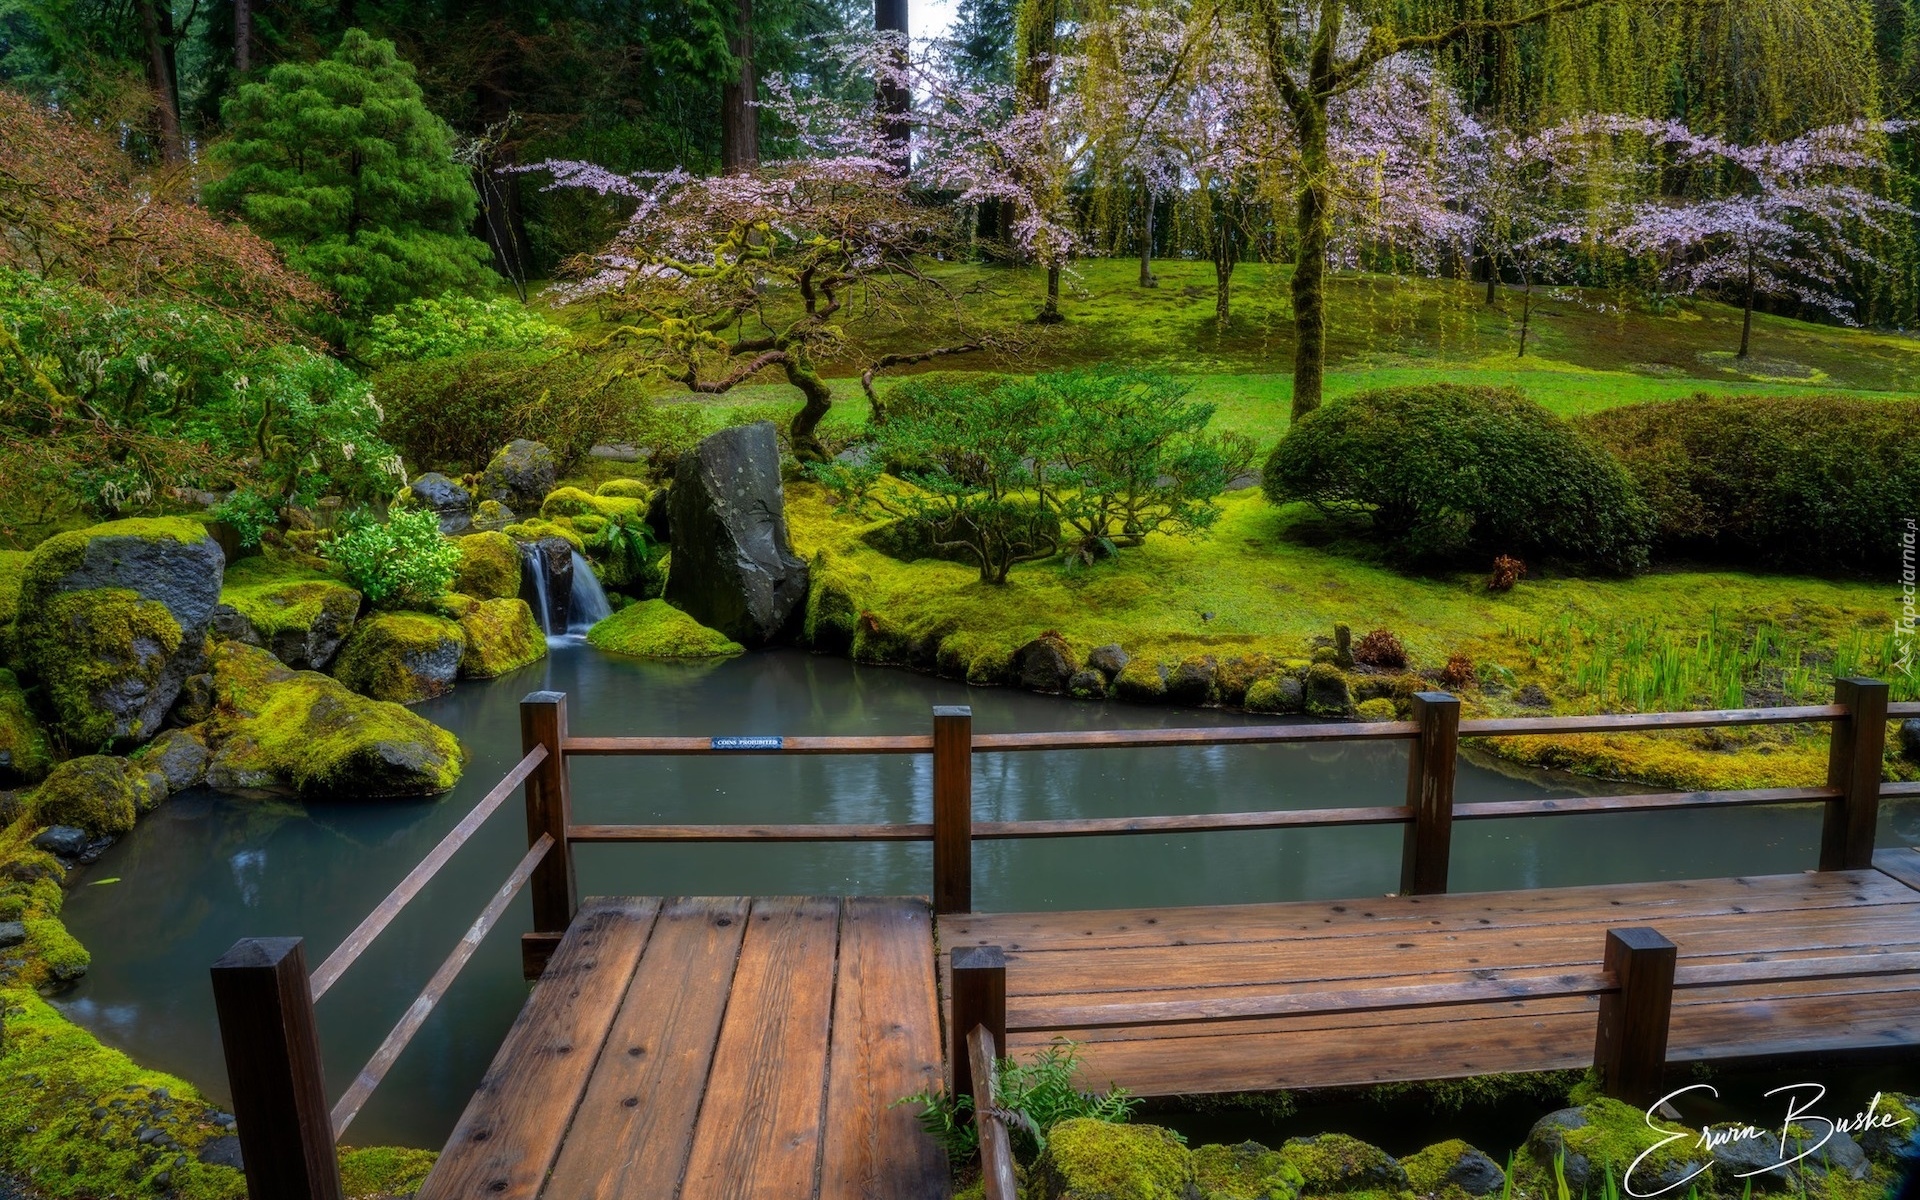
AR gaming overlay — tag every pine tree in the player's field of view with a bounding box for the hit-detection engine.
[207,28,494,326]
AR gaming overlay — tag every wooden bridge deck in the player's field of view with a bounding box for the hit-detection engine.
[415,895,948,1200]
[942,856,1920,1097]
[411,854,1920,1200]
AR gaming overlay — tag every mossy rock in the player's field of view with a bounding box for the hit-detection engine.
[0,987,249,1196]
[450,597,546,678]
[586,600,744,659]
[1216,655,1278,708]
[1523,1098,1707,1197]
[1304,664,1353,717]
[472,499,516,533]
[966,644,1015,687]
[1112,659,1170,704]
[15,517,225,748]
[1859,1093,1918,1160]
[1279,1134,1408,1194]
[340,1147,439,1198]
[1194,1141,1304,1200]
[1031,1119,1200,1200]
[453,531,525,601]
[135,727,210,793]
[0,669,51,786]
[595,478,652,500]
[504,517,586,554]
[804,550,867,655]
[217,558,362,672]
[30,755,154,838]
[1400,1140,1505,1198]
[332,613,467,704]
[1245,675,1304,715]
[853,611,917,666]
[542,485,643,521]
[480,439,557,512]
[0,549,29,627]
[1166,656,1218,706]
[201,642,464,798]
[1355,698,1397,721]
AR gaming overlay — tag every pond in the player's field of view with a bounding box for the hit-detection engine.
[50,642,1917,1151]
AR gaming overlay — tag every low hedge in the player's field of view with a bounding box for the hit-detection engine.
[1577,393,1920,574]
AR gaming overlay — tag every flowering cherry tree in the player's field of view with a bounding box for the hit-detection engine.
[523,156,1003,461]
[1601,122,1907,358]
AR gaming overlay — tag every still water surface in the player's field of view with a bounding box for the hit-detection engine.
[53,643,1916,1148]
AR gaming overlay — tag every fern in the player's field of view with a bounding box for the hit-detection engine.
[892,1038,1140,1164]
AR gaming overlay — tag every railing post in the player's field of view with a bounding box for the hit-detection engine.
[951,944,1006,1102]
[1400,691,1461,896]
[210,938,344,1200]
[1593,927,1676,1107]
[933,705,973,915]
[967,1024,1019,1200]
[1820,677,1889,872]
[521,691,576,979]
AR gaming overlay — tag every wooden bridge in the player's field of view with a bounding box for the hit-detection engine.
[207,682,1920,1200]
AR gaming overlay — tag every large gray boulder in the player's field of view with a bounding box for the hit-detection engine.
[15,518,225,748]
[479,440,557,514]
[665,422,809,645]
[409,472,474,535]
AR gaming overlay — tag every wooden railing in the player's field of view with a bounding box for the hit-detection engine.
[210,679,1911,1199]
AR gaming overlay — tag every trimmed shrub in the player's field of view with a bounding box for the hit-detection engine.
[1263,385,1654,574]
[373,348,646,472]
[1577,393,1920,574]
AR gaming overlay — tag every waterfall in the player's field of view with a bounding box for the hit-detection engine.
[518,540,570,635]
[565,551,611,635]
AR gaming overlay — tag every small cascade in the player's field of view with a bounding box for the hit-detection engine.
[565,551,611,635]
[517,539,574,635]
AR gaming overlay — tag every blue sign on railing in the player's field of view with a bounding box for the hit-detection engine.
[710,736,785,751]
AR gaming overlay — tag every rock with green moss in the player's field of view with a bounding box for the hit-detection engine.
[1032,1119,1199,1200]
[1016,635,1081,694]
[1166,656,1218,706]
[340,1146,439,1197]
[1195,1141,1304,1200]
[804,550,866,655]
[332,613,467,704]
[542,485,643,521]
[0,550,29,629]
[136,727,210,793]
[1280,1134,1408,1195]
[0,670,51,786]
[1216,656,1278,708]
[966,644,1015,686]
[1113,659,1170,704]
[1355,698,1397,721]
[1525,1099,1707,1197]
[31,755,156,838]
[1070,669,1108,700]
[1245,675,1304,714]
[505,518,586,554]
[201,642,463,797]
[472,499,516,533]
[1400,1140,1504,1197]
[1860,1093,1918,1160]
[1304,664,1353,718]
[596,477,652,500]
[15,518,225,747]
[587,600,744,658]
[454,531,525,601]
[481,439,557,512]
[448,596,546,678]
[216,557,362,671]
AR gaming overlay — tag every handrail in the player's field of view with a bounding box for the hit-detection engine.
[1890,702,1920,717]
[1887,781,1920,799]
[329,833,552,1139]
[1452,785,1839,821]
[310,746,548,1001]
[568,821,934,843]
[970,721,1417,750]
[1459,704,1847,736]
[564,733,932,755]
[968,1024,1018,1200]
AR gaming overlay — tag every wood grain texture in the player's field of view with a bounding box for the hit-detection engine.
[417,897,658,1200]
[678,897,844,1200]
[540,897,751,1200]
[1875,847,1920,893]
[819,898,949,1200]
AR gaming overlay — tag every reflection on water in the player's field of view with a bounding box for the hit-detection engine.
[52,645,1911,1148]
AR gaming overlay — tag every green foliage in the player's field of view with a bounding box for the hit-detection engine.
[208,490,279,548]
[372,347,642,471]
[1263,384,1655,574]
[362,293,565,366]
[585,599,743,658]
[896,1038,1139,1165]
[207,30,494,324]
[321,507,460,609]
[1577,393,1920,574]
[592,513,663,593]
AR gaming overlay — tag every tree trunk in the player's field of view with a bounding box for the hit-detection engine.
[1215,256,1234,329]
[234,0,252,74]
[1738,257,1755,359]
[875,0,910,172]
[138,0,186,164]
[784,354,835,461]
[1138,185,1157,288]
[1290,105,1331,420]
[1518,272,1533,358]
[1039,264,1063,323]
[474,79,531,299]
[721,0,759,173]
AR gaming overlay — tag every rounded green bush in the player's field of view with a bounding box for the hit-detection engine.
[1263,385,1654,573]
[1577,393,1920,574]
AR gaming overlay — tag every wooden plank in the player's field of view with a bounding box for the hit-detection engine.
[971,722,1416,750]
[564,735,932,755]
[417,897,659,1200]
[974,806,1410,839]
[819,898,949,1200]
[541,897,752,1200]
[569,823,932,843]
[1461,705,1844,736]
[1875,848,1920,893]
[939,872,1909,955]
[1453,786,1837,822]
[968,1026,1017,1200]
[678,897,844,1200]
